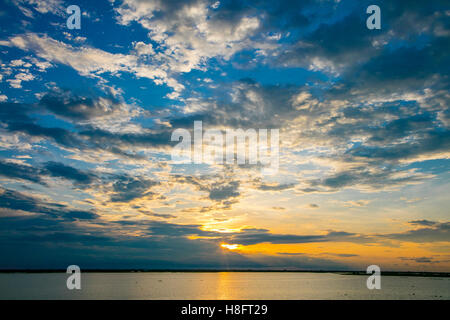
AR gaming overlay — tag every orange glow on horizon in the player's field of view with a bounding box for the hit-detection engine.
[221,243,240,250]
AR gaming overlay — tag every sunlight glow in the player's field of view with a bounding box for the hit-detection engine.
[221,243,240,250]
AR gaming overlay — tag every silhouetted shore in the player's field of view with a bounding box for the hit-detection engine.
[0,269,448,277]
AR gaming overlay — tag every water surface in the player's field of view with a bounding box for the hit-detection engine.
[0,272,448,299]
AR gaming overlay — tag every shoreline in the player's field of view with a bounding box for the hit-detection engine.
[0,270,449,277]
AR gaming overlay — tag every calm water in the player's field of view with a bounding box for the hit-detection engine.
[0,272,448,300]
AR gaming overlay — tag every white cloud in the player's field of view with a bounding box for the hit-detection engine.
[115,0,266,75]
[211,1,220,9]
[0,33,185,96]
[2,1,273,100]
[13,0,65,17]
[10,59,25,67]
[7,71,35,88]
[133,41,155,56]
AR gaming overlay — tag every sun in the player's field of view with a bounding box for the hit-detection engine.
[221,243,240,250]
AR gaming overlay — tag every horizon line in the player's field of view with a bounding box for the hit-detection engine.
[0,269,449,277]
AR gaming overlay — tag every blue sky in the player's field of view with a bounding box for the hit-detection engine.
[0,0,449,271]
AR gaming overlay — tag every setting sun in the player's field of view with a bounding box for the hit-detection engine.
[221,244,240,250]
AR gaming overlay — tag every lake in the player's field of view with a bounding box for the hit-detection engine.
[0,272,448,299]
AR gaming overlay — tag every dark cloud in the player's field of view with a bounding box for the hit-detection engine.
[399,257,440,264]
[208,181,240,201]
[173,174,241,203]
[347,131,450,162]
[0,102,35,123]
[0,188,98,220]
[309,166,428,191]
[409,220,438,227]
[39,89,122,121]
[110,175,159,202]
[138,209,177,219]
[274,0,450,77]
[0,159,97,187]
[147,221,218,237]
[112,221,367,248]
[383,222,450,243]
[6,121,85,149]
[78,127,173,150]
[228,229,363,246]
[0,91,173,159]
[17,231,111,244]
[275,12,377,71]
[0,159,44,184]
[0,188,47,214]
[169,81,300,129]
[332,253,359,258]
[256,182,295,191]
[43,161,97,185]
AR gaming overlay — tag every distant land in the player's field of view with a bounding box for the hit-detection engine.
[0,269,449,277]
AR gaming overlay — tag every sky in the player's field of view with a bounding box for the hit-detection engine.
[0,0,449,271]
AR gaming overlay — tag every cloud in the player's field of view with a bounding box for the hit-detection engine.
[13,0,65,17]
[331,253,359,258]
[256,182,295,191]
[38,88,146,133]
[0,33,179,93]
[208,181,240,201]
[273,0,450,77]
[0,0,448,271]
[0,216,350,269]
[43,161,97,185]
[170,80,300,129]
[137,209,177,219]
[146,221,216,237]
[0,159,44,184]
[383,222,450,243]
[275,13,376,74]
[110,175,159,202]
[0,187,98,220]
[227,228,364,246]
[0,158,98,187]
[114,0,264,76]
[346,131,450,162]
[408,220,438,227]
[39,89,128,121]
[399,257,441,264]
[309,166,431,192]
[0,98,88,149]
[0,91,174,159]
[6,71,35,88]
